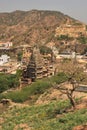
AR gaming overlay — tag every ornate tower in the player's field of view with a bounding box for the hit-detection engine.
[26,46,44,81]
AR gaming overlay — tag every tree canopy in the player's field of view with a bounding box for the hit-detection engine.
[0,72,20,93]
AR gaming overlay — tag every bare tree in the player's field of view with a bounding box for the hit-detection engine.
[56,61,87,109]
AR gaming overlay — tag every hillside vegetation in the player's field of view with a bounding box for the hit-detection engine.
[0,100,87,130]
[0,73,67,103]
[0,10,86,47]
[0,71,87,129]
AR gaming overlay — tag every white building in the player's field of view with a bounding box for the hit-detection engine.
[0,42,13,49]
[0,55,10,65]
[52,46,59,57]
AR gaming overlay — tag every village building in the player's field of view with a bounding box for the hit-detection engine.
[0,54,10,66]
[0,60,21,74]
[0,42,13,49]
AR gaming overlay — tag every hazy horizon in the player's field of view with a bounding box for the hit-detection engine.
[0,0,87,24]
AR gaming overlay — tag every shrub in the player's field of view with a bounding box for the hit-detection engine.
[0,73,19,93]
[1,99,87,130]
[77,36,87,44]
[57,34,73,41]
[39,45,52,55]
[0,72,67,103]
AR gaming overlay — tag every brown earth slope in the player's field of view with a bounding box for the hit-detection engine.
[0,10,86,47]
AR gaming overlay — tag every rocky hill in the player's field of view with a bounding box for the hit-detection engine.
[0,10,87,47]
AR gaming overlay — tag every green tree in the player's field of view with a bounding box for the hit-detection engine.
[0,76,8,93]
[40,45,52,55]
[0,73,20,93]
[17,51,23,61]
[77,36,87,44]
[57,34,73,41]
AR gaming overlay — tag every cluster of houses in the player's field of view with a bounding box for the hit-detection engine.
[0,40,87,86]
[0,41,21,74]
[0,54,20,74]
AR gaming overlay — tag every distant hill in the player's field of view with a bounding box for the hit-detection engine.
[0,10,86,47]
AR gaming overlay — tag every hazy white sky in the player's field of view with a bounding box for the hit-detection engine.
[0,0,87,23]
